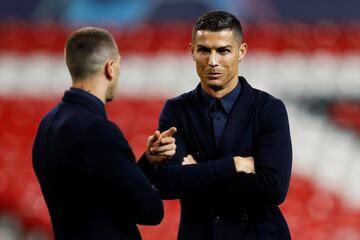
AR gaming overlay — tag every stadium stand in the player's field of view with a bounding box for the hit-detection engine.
[0,21,360,240]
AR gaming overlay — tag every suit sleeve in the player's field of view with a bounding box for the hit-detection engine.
[221,99,292,205]
[84,120,164,225]
[138,100,238,199]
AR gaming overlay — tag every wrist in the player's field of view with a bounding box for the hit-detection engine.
[145,150,156,165]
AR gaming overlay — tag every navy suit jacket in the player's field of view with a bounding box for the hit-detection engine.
[33,88,163,240]
[139,77,292,239]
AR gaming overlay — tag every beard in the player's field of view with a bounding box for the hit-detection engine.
[105,85,115,102]
[105,96,113,102]
[106,69,120,102]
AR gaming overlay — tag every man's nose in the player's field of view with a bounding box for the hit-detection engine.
[208,52,219,67]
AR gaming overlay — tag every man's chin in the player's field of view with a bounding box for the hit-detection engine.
[206,80,223,91]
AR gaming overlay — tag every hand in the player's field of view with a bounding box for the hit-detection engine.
[145,127,177,164]
[233,156,255,173]
[182,154,197,165]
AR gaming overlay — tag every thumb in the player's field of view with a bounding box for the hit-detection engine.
[149,130,161,144]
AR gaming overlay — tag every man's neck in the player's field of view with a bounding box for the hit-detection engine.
[201,78,239,98]
[72,79,106,104]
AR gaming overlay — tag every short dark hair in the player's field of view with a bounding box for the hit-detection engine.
[65,27,118,81]
[192,10,243,43]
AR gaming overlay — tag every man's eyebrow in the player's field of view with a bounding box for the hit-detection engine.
[196,45,209,49]
[196,45,233,49]
[217,45,232,49]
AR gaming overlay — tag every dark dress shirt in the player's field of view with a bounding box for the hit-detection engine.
[202,82,241,146]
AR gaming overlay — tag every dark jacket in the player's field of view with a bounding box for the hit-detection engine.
[139,77,292,239]
[33,88,163,240]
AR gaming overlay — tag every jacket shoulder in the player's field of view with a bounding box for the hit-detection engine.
[166,89,195,105]
[161,89,196,115]
[251,86,285,110]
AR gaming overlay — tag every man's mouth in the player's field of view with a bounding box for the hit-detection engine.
[206,72,222,79]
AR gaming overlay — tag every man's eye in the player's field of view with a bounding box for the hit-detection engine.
[219,49,230,54]
[197,48,209,53]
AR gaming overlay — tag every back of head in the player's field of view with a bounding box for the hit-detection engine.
[192,10,243,43]
[65,27,118,81]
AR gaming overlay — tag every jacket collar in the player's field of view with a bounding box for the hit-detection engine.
[187,83,217,159]
[201,81,241,114]
[62,87,107,119]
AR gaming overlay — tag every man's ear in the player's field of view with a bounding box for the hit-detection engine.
[104,60,114,80]
[238,42,247,62]
[190,42,195,61]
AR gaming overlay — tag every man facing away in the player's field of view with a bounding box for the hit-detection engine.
[32,27,176,240]
[138,11,292,239]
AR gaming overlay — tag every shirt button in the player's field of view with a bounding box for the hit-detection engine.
[215,216,220,223]
[241,214,249,221]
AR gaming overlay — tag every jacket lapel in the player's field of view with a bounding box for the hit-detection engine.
[217,77,255,155]
[186,84,217,160]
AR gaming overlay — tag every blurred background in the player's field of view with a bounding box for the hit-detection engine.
[0,0,360,239]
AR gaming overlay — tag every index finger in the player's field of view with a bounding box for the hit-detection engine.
[159,127,177,139]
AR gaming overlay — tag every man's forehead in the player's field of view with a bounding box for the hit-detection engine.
[196,29,234,37]
[194,30,237,46]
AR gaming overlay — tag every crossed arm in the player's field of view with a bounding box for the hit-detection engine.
[144,127,255,175]
[140,99,292,206]
[183,154,255,174]
[140,128,257,201]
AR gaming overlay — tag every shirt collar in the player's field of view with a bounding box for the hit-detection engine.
[62,87,107,118]
[201,81,241,114]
